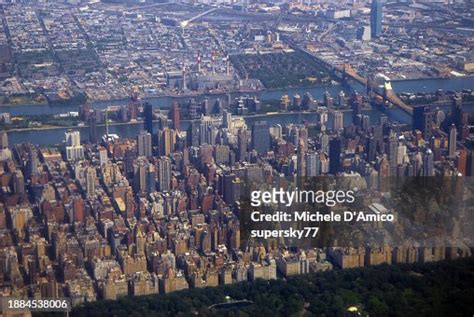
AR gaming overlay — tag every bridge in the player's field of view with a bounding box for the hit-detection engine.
[283,36,413,115]
[335,64,413,115]
[180,7,220,28]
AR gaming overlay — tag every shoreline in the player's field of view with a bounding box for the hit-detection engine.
[1,83,337,109]
[2,75,472,109]
[5,109,354,134]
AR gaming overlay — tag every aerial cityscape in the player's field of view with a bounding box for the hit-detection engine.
[0,0,473,315]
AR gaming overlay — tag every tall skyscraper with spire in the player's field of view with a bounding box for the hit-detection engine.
[370,0,382,38]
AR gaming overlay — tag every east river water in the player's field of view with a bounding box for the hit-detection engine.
[5,76,474,146]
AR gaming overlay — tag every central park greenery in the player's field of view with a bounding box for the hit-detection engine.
[69,257,474,317]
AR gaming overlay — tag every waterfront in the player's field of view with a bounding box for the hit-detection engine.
[2,76,473,116]
[5,76,474,145]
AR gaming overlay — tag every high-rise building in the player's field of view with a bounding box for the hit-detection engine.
[467,150,474,177]
[143,103,154,136]
[222,173,241,206]
[337,91,345,107]
[323,91,333,107]
[351,92,362,125]
[423,149,434,176]
[412,106,434,141]
[223,109,232,130]
[297,140,306,178]
[329,138,342,174]
[146,164,156,193]
[412,105,425,132]
[99,147,108,167]
[86,167,96,197]
[320,133,329,153]
[137,131,153,158]
[65,130,81,146]
[320,111,328,130]
[159,128,176,156]
[452,93,463,131]
[187,121,200,147]
[269,124,282,139]
[397,144,407,165]
[134,159,148,193]
[215,144,230,164]
[171,101,180,131]
[189,99,198,120]
[423,109,434,141]
[0,132,11,161]
[65,131,84,161]
[388,133,398,176]
[366,136,377,162]
[449,124,457,158]
[370,0,382,38]
[27,146,39,176]
[251,121,270,154]
[89,110,98,144]
[13,170,25,194]
[157,157,172,192]
[357,25,371,41]
[334,111,343,131]
[237,129,248,162]
[305,152,320,177]
[0,131,8,149]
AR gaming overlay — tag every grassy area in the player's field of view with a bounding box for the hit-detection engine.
[70,257,474,317]
[230,51,331,89]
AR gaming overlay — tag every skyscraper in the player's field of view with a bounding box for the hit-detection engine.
[423,109,434,141]
[467,150,474,177]
[86,166,96,197]
[334,111,343,131]
[351,92,362,125]
[329,137,342,174]
[27,146,39,176]
[65,131,81,147]
[0,132,11,161]
[137,130,153,158]
[251,121,270,154]
[222,173,241,206]
[13,170,25,194]
[143,102,153,136]
[449,124,457,158]
[159,128,177,156]
[146,163,156,193]
[187,121,200,147]
[0,131,8,149]
[189,99,198,120]
[412,105,426,132]
[337,91,345,107]
[423,149,434,176]
[305,152,320,177]
[157,157,172,192]
[89,110,98,144]
[388,133,398,176]
[237,129,248,162]
[452,93,463,131]
[134,159,148,193]
[65,131,84,161]
[370,0,382,38]
[171,101,180,131]
[366,136,377,162]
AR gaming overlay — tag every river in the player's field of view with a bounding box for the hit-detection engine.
[5,76,474,145]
